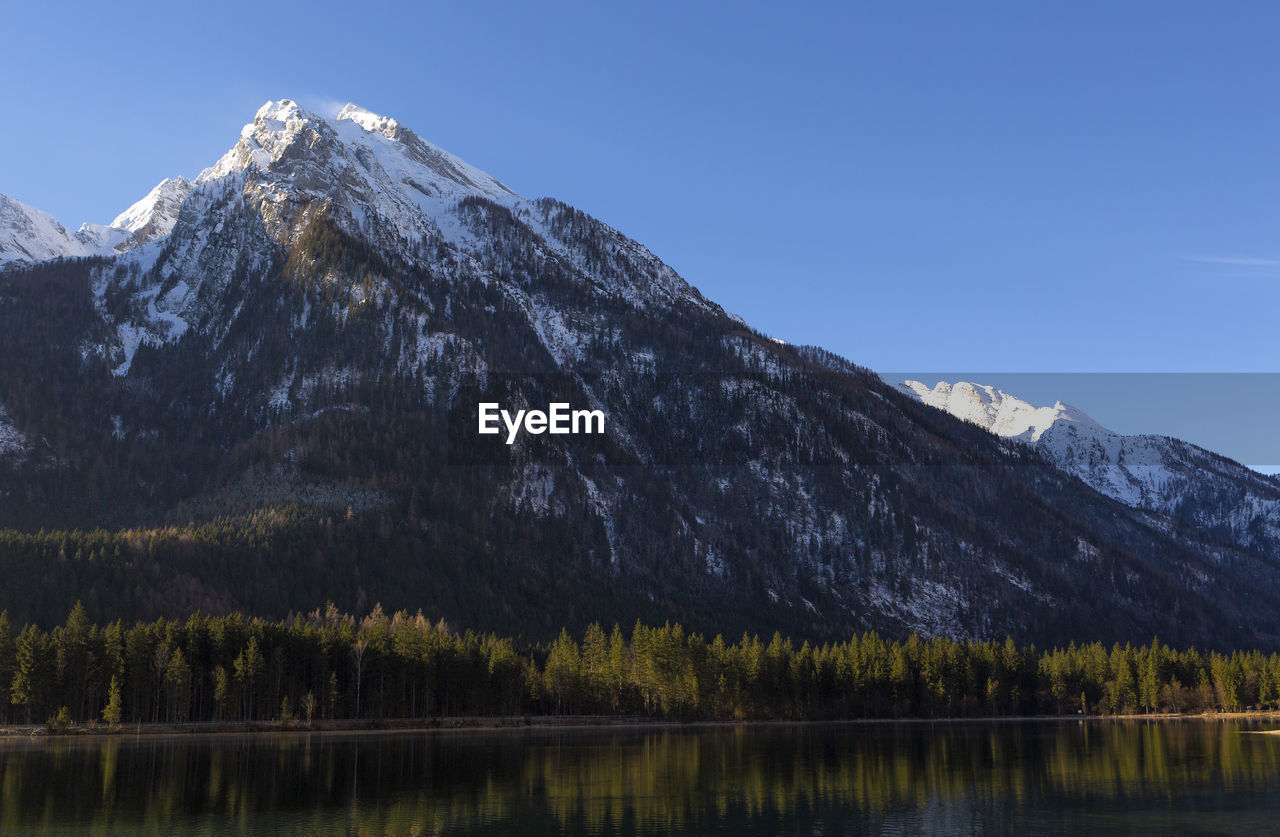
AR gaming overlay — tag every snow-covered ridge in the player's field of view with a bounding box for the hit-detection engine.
[174,98,532,267]
[197,98,516,203]
[110,177,193,239]
[896,379,1171,502]
[334,103,516,200]
[899,379,1280,555]
[4,97,532,371]
[899,380,1105,443]
[1,176,193,266]
[11,97,716,383]
[0,193,100,264]
[898,379,1141,501]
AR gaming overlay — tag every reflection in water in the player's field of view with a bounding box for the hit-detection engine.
[1,720,1279,835]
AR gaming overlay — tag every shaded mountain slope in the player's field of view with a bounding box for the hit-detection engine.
[1,100,1277,649]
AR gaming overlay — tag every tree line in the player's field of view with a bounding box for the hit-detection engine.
[1,603,1278,727]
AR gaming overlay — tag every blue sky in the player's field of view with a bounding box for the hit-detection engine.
[4,0,1279,374]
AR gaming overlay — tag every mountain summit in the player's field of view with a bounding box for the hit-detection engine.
[194,100,517,245]
[0,99,515,267]
[80,99,716,376]
[1,99,1279,649]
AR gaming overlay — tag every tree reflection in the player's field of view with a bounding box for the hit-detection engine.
[0,721,1277,835]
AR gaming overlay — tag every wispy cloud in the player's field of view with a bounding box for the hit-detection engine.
[295,96,348,119]
[1179,254,1280,267]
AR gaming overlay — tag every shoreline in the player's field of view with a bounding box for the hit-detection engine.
[5,710,1280,741]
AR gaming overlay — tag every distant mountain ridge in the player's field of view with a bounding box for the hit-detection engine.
[0,178,191,266]
[2,99,1279,651]
[899,379,1280,558]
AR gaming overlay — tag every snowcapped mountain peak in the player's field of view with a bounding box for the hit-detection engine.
[6,98,521,271]
[61,95,717,379]
[335,102,399,137]
[254,97,309,127]
[110,177,193,234]
[898,380,1104,442]
[197,98,514,201]
[185,96,520,261]
[196,98,322,183]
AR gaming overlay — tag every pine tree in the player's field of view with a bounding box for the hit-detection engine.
[213,666,233,721]
[543,629,581,714]
[607,624,628,712]
[103,675,123,726]
[166,648,192,722]
[11,624,43,724]
[233,637,265,720]
[581,623,609,711]
[0,611,13,723]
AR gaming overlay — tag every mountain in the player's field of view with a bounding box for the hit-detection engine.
[0,193,102,264]
[2,99,1279,649]
[899,380,1280,558]
[104,177,194,252]
[0,178,191,266]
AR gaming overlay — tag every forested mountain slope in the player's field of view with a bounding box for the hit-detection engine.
[1,100,1276,649]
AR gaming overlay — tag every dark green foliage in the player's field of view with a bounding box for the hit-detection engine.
[4,604,1277,726]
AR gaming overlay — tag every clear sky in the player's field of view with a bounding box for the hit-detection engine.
[3,0,1279,374]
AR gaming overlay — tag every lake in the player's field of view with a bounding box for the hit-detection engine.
[1,719,1278,835]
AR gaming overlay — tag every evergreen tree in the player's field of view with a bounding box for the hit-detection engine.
[233,639,265,720]
[103,675,123,726]
[11,624,43,724]
[0,611,13,723]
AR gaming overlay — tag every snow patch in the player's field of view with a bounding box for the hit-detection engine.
[0,403,28,456]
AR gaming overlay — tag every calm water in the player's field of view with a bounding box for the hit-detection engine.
[1,719,1279,835]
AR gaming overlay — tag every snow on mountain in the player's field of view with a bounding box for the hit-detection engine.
[199,100,515,202]
[899,380,1153,505]
[185,99,706,305]
[108,177,194,249]
[85,98,533,375]
[7,98,714,320]
[82,98,718,377]
[1,177,195,266]
[899,379,1280,555]
[72,222,130,253]
[898,380,1104,444]
[190,98,518,254]
[0,403,27,458]
[9,98,1280,645]
[0,193,101,264]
